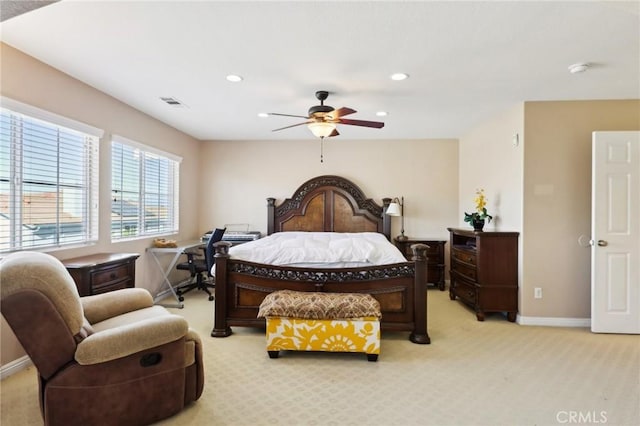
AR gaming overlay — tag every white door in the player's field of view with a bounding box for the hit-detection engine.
[591,131,640,333]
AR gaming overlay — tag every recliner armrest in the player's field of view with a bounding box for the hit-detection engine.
[75,314,189,365]
[81,288,154,324]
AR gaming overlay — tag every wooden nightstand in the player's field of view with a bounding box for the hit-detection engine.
[63,253,139,297]
[394,238,447,290]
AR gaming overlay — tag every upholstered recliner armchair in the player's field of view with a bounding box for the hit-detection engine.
[0,251,204,426]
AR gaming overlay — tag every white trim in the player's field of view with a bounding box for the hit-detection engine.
[0,355,33,380]
[517,316,591,328]
[1,96,104,138]
[112,134,183,163]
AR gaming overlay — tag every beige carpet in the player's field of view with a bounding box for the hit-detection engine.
[1,288,639,426]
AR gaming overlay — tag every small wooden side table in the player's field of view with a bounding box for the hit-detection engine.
[394,238,447,290]
[63,253,139,297]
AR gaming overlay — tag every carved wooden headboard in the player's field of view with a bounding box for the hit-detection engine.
[267,175,392,239]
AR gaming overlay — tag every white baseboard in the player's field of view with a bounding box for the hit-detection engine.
[0,355,32,380]
[518,316,591,328]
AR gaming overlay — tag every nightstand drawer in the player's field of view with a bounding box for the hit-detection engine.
[452,247,476,266]
[91,264,131,287]
[92,278,132,294]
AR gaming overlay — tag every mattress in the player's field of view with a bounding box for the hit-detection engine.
[225,231,407,268]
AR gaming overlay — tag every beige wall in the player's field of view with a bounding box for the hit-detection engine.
[0,43,203,365]
[522,100,640,319]
[459,103,525,315]
[459,104,525,232]
[198,138,459,240]
[460,100,640,321]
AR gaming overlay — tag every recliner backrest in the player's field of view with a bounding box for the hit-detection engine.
[1,251,84,334]
[205,227,225,276]
[0,251,86,378]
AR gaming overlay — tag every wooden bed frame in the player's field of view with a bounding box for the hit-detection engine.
[211,175,430,344]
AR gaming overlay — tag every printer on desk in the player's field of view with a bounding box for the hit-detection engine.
[201,230,261,245]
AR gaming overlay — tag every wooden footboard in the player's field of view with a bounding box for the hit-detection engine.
[211,242,430,344]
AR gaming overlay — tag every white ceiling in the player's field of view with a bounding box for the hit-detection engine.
[1,0,639,141]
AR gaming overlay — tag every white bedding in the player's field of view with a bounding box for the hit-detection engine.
[226,231,407,267]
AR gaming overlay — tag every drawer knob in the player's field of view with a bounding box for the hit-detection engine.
[110,272,117,279]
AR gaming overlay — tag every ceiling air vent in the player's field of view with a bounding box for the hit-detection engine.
[160,97,188,108]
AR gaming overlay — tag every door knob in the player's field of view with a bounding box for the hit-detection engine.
[597,240,608,247]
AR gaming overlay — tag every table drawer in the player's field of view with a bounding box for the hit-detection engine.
[452,247,477,266]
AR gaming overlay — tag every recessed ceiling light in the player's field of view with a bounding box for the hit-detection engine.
[226,74,243,82]
[568,63,589,74]
[376,111,388,117]
[257,112,269,118]
[390,73,409,81]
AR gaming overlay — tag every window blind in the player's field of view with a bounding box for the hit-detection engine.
[0,101,100,253]
[111,135,180,240]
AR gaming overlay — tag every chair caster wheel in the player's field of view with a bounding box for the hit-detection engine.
[208,295,214,301]
[178,296,184,302]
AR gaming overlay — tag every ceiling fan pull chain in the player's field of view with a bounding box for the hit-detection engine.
[320,137,324,163]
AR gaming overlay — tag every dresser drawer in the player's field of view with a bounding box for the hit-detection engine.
[451,273,477,305]
[452,261,477,281]
[452,247,476,266]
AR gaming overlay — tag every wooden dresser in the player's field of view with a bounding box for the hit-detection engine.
[394,238,447,290]
[63,253,139,297]
[447,228,519,321]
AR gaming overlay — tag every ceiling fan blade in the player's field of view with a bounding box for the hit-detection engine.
[338,118,385,129]
[330,107,357,118]
[269,113,310,119]
[272,121,310,132]
[328,129,340,137]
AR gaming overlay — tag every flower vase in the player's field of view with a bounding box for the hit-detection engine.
[472,219,485,232]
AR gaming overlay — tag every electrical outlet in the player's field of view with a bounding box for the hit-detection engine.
[534,287,542,299]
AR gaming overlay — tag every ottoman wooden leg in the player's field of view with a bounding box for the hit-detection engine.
[367,354,378,362]
[268,350,280,359]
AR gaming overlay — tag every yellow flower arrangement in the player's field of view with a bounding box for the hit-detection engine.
[464,189,493,226]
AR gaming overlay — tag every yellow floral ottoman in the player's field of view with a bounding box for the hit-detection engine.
[257,290,381,362]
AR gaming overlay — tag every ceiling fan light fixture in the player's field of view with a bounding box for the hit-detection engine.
[308,121,336,138]
[376,111,388,117]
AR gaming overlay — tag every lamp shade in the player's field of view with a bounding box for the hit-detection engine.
[386,202,401,216]
[308,121,336,138]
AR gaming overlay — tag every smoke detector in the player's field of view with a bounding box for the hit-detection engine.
[568,63,590,74]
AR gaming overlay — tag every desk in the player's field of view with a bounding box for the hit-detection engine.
[147,240,203,308]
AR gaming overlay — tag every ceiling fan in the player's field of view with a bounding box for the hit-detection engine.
[269,90,385,139]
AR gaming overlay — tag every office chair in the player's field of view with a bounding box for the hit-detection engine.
[176,227,225,301]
